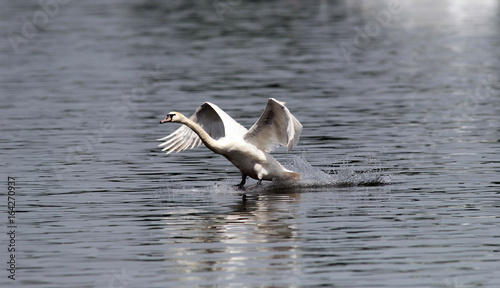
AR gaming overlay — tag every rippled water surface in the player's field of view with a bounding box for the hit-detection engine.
[1,1,499,287]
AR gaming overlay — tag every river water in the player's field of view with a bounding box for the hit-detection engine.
[1,0,499,287]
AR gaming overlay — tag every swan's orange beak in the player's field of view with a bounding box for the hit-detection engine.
[159,115,172,124]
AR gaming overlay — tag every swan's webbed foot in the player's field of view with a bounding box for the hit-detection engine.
[233,175,247,190]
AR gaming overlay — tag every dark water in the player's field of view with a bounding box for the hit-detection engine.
[1,0,499,287]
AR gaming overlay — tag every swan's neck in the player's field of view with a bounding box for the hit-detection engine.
[180,117,220,152]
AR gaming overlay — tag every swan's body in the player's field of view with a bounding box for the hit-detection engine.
[158,98,302,188]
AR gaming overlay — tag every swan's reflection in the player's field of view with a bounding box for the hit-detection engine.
[159,189,303,285]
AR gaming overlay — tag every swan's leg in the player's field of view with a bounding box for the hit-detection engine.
[234,174,247,190]
[248,180,262,190]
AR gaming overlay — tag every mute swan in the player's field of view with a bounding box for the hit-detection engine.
[158,98,303,188]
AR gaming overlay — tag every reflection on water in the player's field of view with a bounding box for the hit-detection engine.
[150,182,395,287]
[160,191,302,286]
[1,0,499,287]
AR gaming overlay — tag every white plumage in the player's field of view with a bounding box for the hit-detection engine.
[158,98,302,188]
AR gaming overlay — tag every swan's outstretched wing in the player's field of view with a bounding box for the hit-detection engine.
[158,102,247,154]
[244,98,302,152]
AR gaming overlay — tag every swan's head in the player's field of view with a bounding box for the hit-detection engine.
[159,112,183,124]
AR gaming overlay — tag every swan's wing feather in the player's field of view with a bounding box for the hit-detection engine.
[244,98,302,152]
[157,102,247,154]
[203,102,248,137]
[158,125,199,154]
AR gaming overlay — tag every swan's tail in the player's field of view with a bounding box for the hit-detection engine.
[283,171,301,182]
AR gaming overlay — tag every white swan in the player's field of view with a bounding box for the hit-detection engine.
[157,98,303,188]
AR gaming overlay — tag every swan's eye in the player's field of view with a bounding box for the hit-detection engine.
[168,113,176,119]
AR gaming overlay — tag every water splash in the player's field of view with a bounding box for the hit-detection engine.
[280,155,391,188]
